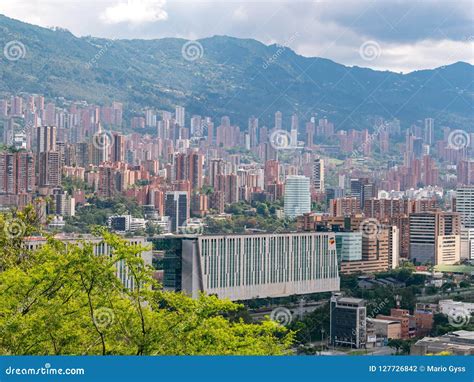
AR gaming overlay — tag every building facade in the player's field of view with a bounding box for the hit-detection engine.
[161,232,340,301]
[284,175,311,218]
[330,296,367,349]
[409,211,461,265]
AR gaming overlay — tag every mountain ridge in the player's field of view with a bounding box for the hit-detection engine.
[0,14,473,129]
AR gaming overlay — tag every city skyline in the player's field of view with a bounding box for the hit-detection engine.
[0,0,473,363]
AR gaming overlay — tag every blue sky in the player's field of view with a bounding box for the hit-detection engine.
[1,0,473,72]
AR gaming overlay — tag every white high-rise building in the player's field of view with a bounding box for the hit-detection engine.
[190,115,202,136]
[175,105,185,127]
[290,114,298,146]
[424,118,434,145]
[456,186,474,228]
[312,157,325,192]
[460,228,474,260]
[275,111,282,130]
[145,109,156,127]
[284,175,311,218]
[457,186,474,260]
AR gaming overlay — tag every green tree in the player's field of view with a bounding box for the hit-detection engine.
[387,339,414,355]
[256,203,269,217]
[387,339,403,354]
[0,212,293,355]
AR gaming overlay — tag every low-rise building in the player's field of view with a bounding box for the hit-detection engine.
[367,318,401,339]
[160,232,340,301]
[108,214,147,232]
[411,331,474,355]
[330,296,366,349]
[25,234,152,290]
[439,299,474,318]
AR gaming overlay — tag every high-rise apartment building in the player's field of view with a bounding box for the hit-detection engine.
[0,151,35,195]
[423,118,434,145]
[36,125,57,153]
[409,211,461,265]
[340,225,390,274]
[329,197,361,217]
[457,160,474,185]
[455,186,474,228]
[175,106,185,128]
[350,178,376,209]
[274,111,282,130]
[312,157,325,192]
[38,151,61,187]
[460,228,474,260]
[290,114,298,147]
[284,175,311,218]
[176,151,203,191]
[248,116,258,148]
[388,226,400,269]
[188,151,203,191]
[112,133,125,162]
[165,191,189,233]
[209,159,226,189]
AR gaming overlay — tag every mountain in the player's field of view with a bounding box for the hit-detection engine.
[0,14,473,130]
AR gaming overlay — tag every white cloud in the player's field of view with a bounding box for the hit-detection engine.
[100,0,168,24]
[232,6,248,21]
[353,38,474,73]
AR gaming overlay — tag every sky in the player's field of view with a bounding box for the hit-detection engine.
[0,0,473,73]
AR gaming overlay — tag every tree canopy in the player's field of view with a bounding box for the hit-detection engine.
[0,207,293,355]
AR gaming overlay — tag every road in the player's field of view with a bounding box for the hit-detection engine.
[417,287,474,302]
[249,300,327,321]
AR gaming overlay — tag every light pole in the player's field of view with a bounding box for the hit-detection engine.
[321,328,325,354]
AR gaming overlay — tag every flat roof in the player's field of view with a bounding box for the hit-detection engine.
[368,318,400,325]
[335,297,365,304]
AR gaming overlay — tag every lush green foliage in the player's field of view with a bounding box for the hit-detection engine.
[64,195,144,233]
[430,313,474,337]
[61,176,93,195]
[387,339,415,355]
[289,304,330,345]
[205,201,295,234]
[0,209,293,355]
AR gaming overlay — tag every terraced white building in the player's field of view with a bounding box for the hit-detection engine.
[177,232,340,301]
